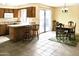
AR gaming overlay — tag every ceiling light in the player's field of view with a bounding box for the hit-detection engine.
[62,0,68,13]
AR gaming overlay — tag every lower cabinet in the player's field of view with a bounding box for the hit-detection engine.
[0,24,9,35]
[9,26,26,41]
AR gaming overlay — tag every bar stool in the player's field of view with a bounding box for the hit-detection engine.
[24,25,32,40]
[31,24,39,39]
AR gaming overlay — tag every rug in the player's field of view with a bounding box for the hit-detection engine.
[49,37,77,47]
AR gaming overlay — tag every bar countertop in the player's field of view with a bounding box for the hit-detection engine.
[8,24,32,27]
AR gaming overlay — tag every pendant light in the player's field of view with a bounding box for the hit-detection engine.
[62,0,68,13]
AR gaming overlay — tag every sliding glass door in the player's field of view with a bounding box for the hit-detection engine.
[39,10,45,33]
[39,10,52,33]
[46,10,52,31]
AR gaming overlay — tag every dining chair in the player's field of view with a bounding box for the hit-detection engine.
[68,23,76,41]
[56,22,59,26]
[68,21,74,26]
[56,23,64,41]
[68,21,76,40]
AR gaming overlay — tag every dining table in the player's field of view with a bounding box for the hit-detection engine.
[56,25,76,41]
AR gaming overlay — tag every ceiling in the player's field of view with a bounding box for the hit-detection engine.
[0,0,79,7]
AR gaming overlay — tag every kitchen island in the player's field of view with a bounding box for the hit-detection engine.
[8,24,39,41]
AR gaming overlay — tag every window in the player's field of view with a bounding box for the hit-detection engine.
[4,13,13,19]
[20,9,27,24]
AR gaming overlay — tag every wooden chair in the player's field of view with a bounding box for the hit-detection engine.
[31,24,39,39]
[56,22,59,26]
[56,23,64,41]
[68,21,76,41]
[68,23,76,41]
[24,26,33,40]
[68,21,74,26]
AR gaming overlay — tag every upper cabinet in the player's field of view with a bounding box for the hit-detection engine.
[27,7,36,17]
[4,9,18,18]
[0,9,4,18]
[0,7,36,18]
[0,8,19,18]
[4,9,13,13]
[13,9,19,18]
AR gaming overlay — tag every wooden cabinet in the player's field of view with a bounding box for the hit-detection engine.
[9,26,28,41]
[13,9,18,18]
[4,9,19,18]
[0,24,9,35]
[4,9,13,13]
[0,9,4,18]
[27,7,36,17]
[4,9,18,18]
[0,24,6,35]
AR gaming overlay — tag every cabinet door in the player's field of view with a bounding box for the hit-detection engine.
[27,7,36,17]
[13,9,18,18]
[0,9,4,18]
[4,9,13,13]
[0,25,6,35]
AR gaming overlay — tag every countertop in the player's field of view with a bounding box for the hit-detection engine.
[8,23,39,28]
[8,24,31,27]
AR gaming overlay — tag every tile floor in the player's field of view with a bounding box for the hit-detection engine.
[0,31,79,56]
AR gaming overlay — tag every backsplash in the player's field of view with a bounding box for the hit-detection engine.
[0,18,19,24]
